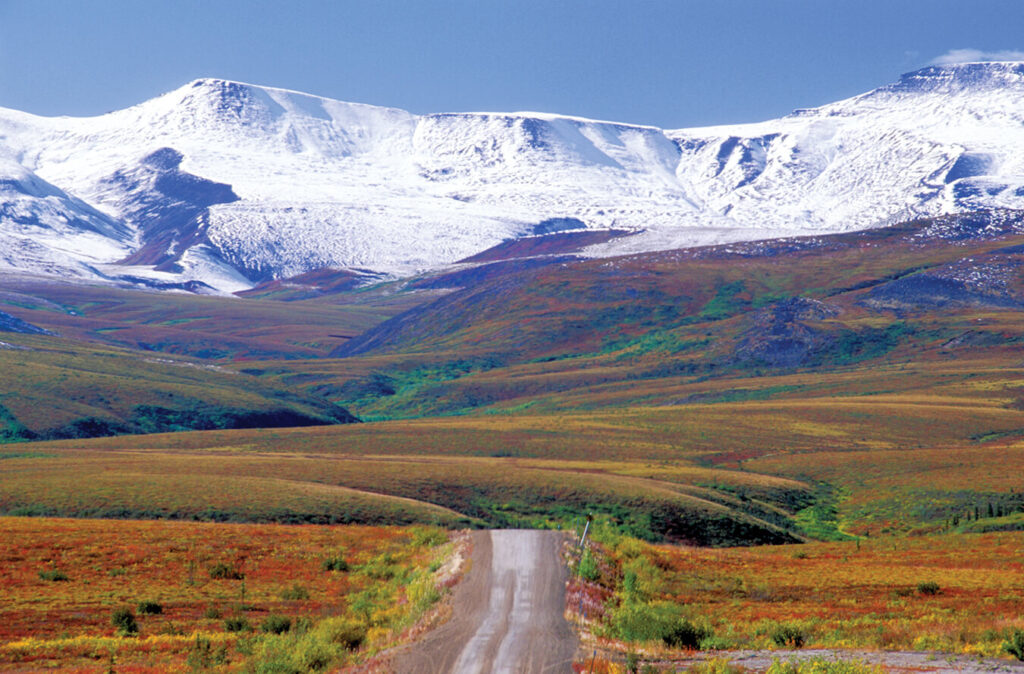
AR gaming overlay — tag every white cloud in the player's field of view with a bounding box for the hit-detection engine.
[930,48,1024,65]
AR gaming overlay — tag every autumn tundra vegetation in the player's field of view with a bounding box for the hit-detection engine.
[1,517,454,671]
[2,211,1024,670]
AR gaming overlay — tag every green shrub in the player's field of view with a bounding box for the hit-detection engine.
[224,616,252,633]
[411,526,447,547]
[186,634,228,670]
[770,623,806,648]
[112,607,139,636]
[321,555,350,572]
[203,606,222,620]
[610,601,682,643]
[314,617,367,651]
[916,581,940,596]
[358,553,399,580]
[137,600,163,615]
[208,562,244,580]
[280,583,309,601]
[292,634,333,671]
[664,619,712,649]
[578,549,600,582]
[408,575,441,611]
[38,568,69,582]
[261,614,292,634]
[1005,629,1024,661]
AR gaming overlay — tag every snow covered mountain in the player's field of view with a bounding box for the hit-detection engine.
[1,62,1024,292]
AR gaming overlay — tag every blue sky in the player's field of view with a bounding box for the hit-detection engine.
[1,0,1022,128]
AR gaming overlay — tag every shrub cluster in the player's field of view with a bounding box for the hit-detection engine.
[224,616,251,633]
[315,617,367,651]
[322,554,350,572]
[261,614,293,635]
[186,634,228,670]
[137,600,163,615]
[208,562,244,580]
[38,568,69,582]
[578,549,600,582]
[1005,629,1024,661]
[111,607,138,636]
[771,623,807,648]
[609,600,711,648]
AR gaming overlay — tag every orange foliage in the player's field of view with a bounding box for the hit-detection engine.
[623,532,1024,654]
[0,517,439,671]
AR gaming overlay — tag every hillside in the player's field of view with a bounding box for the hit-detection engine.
[0,276,398,440]
[0,332,359,441]
[292,208,1024,418]
[2,209,1024,544]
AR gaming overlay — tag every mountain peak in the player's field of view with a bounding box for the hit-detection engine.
[6,65,1024,294]
[179,77,273,106]
[187,77,243,88]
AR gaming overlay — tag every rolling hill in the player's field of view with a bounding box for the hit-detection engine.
[3,208,1024,545]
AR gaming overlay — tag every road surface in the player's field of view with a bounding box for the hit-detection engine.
[394,529,578,673]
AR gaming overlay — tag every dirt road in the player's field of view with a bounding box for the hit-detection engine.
[394,529,578,673]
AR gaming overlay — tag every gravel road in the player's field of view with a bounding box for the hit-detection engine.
[395,529,577,673]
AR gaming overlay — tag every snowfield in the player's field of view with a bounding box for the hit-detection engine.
[1,62,1023,291]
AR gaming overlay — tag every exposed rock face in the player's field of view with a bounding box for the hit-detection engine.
[863,257,1024,312]
[733,297,840,367]
[0,310,53,335]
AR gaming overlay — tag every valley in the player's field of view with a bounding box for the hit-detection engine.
[2,206,1024,670]
[3,61,1024,672]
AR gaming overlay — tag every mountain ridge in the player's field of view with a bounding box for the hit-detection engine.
[2,62,1023,292]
